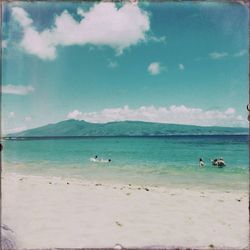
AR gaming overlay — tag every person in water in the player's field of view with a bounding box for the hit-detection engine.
[199,158,205,167]
[91,156,111,163]
[217,158,226,167]
[211,158,218,166]
[211,158,226,167]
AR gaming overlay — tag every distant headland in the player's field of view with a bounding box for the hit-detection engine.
[4,119,248,138]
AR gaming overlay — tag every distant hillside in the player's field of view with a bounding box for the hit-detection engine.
[5,119,248,138]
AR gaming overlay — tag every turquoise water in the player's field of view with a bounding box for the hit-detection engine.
[2,135,249,190]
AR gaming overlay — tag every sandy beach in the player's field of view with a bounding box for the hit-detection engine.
[1,172,249,249]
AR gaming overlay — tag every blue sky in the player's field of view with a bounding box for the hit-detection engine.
[1,1,249,133]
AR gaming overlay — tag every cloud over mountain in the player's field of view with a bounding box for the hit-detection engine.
[67,105,246,127]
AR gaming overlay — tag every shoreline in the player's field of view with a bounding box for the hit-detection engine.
[2,166,248,192]
[2,172,249,249]
[2,133,248,140]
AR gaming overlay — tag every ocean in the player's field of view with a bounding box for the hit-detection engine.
[2,135,249,190]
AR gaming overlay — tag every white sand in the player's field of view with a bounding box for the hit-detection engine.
[2,172,249,249]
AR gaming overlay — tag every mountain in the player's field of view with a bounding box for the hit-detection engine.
[5,119,248,138]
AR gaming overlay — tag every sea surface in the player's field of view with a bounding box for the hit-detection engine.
[2,135,249,190]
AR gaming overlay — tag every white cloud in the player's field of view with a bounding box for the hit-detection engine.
[76,7,86,17]
[149,36,166,43]
[8,112,15,118]
[198,50,247,61]
[179,63,185,70]
[148,62,163,75]
[224,107,235,115]
[2,40,8,49]
[130,0,138,4]
[68,110,83,119]
[12,7,33,27]
[233,49,247,57]
[20,27,57,60]
[25,116,32,121]
[67,105,246,127]
[107,60,118,68]
[12,3,150,60]
[2,84,34,95]
[4,126,27,134]
[209,52,228,59]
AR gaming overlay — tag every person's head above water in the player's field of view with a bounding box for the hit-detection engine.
[108,159,111,162]
[95,155,98,159]
[199,158,203,161]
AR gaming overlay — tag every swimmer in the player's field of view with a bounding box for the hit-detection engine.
[217,158,226,167]
[211,158,218,166]
[90,155,99,162]
[100,158,112,163]
[199,158,205,167]
[211,158,226,167]
[90,156,112,163]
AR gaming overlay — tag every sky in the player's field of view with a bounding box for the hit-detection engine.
[1,1,249,134]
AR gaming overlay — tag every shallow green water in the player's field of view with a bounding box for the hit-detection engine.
[2,135,249,190]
